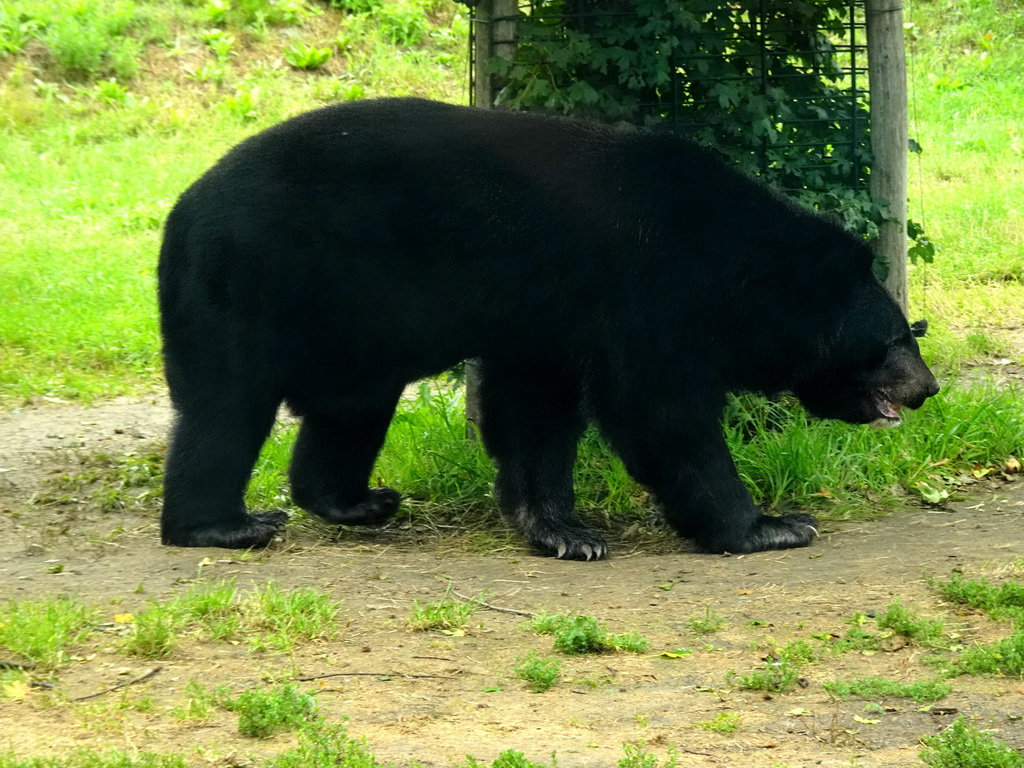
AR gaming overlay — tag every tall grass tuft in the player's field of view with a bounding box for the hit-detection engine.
[238,377,1023,527]
[0,596,98,669]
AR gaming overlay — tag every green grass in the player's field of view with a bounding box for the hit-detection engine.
[461,751,555,768]
[685,606,726,635]
[724,383,1024,515]
[0,753,188,768]
[822,676,952,703]
[728,640,817,694]
[407,587,480,632]
[527,614,649,655]
[905,0,1024,353]
[955,630,1024,677]
[265,722,387,768]
[222,683,319,739]
[513,650,561,693]
[929,572,1024,676]
[875,600,947,647]
[121,604,178,658]
[0,596,98,669]
[697,712,742,733]
[919,716,1024,768]
[0,0,466,404]
[169,678,219,721]
[44,375,1022,537]
[815,603,950,656]
[229,380,1023,530]
[932,572,1024,622]
[121,579,342,656]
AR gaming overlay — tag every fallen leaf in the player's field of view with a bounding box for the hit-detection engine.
[853,715,880,724]
[2,679,30,701]
[786,707,810,716]
[737,589,753,595]
[659,649,693,659]
[1006,456,1021,473]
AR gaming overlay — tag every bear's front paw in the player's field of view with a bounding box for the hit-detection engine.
[523,523,609,561]
[698,512,818,554]
[162,509,289,548]
[311,487,401,526]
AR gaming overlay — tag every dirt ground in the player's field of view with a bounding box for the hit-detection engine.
[1,397,1022,767]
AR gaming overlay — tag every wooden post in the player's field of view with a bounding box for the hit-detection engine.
[465,0,518,438]
[867,0,909,315]
[472,0,518,108]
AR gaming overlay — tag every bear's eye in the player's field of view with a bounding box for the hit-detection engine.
[866,344,889,370]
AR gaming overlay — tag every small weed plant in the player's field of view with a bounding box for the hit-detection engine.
[170,678,219,721]
[698,712,741,733]
[122,604,178,658]
[222,683,318,739]
[408,588,479,632]
[528,614,649,654]
[932,573,1024,622]
[822,676,952,703]
[686,606,726,635]
[266,722,387,768]
[728,640,816,694]
[875,600,947,646]
[929,573,1024,677]
[919,716,1024,768]
[43,1,142,81]
[618,742,679,768]
[242,582,341,652]
[202,29,236,62]
[284,42,333,69]
[955,629,1024,677]
[461,751,557,768]
[513,650,561,692]
[817,603,947,655]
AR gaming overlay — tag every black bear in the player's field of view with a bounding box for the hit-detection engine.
[158,98,939,558]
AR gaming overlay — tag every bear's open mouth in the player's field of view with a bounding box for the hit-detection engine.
[872,389,902,422]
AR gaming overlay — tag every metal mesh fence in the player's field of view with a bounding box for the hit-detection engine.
[470,0,869,196]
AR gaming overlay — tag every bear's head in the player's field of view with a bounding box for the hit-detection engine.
[791,281,940,427]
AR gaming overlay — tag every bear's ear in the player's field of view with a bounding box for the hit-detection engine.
[910,319,929,338]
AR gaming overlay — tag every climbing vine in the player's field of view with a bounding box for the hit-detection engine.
[487,0,891,239]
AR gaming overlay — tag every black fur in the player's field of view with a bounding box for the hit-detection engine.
[158,98,939,557]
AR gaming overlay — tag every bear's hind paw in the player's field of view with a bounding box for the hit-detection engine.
[162,510,289,549]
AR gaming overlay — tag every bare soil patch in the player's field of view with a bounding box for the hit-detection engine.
[1,399,1022,767]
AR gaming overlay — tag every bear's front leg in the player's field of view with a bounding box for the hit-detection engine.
[599,407,817,554]
[659,434,818,554]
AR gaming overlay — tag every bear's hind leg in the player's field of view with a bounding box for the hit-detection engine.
[478,361,606,560]
[162,400,286,548]
[288,393,403,527]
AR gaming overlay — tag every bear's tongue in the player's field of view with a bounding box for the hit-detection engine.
[873,391,901,419]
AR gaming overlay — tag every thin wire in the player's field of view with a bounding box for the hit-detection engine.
[905,0,930,319]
